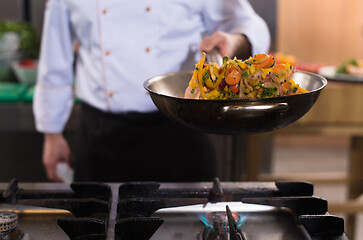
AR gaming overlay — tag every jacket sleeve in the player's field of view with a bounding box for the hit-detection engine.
[33,0,75,133]
[203,0,271,56]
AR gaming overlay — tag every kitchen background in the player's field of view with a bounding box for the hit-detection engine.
[0,0,362,239]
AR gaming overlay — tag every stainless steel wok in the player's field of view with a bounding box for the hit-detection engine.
[144,71,327,134]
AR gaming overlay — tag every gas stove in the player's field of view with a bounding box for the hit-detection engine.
[0,178,348,240]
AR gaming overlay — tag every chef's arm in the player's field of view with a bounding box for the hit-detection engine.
[42,133,72,182]
[33,0,75,182]
[33,0,75,134]
[201,0,270,59]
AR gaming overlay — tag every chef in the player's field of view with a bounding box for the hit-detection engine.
[33,0,270,182]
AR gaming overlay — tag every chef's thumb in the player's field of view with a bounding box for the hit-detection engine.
[200,36,216,53]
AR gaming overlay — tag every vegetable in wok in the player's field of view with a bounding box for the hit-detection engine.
[185,53,308,100]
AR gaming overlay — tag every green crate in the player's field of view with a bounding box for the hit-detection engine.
[22,85,34,102]
[21,86,82,104]
[0,82,28,102]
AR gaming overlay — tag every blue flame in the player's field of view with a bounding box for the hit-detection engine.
[199,213,248,231]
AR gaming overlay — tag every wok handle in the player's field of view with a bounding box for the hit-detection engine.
[220,103,289,116]
[206,48,223,65]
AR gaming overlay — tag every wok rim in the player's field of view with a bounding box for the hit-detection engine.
[143,70,328,102]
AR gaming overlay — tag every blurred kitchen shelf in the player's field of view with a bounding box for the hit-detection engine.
[270,134,361,240]
[259,172,348,184]
[329,198,363,215]
[274,135,350,148]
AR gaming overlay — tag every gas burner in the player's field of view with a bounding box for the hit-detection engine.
[0,211,28,240]
[205,211,241,233]
[202,206,247,240]
[0,211,18,232]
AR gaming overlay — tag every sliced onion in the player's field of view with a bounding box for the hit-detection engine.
[184,86,200,99]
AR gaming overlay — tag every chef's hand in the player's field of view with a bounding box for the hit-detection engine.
[42,133,73,182]
[200,31,252,60]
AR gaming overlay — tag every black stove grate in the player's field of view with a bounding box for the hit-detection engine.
[1,179,111,240]
[115,178,347,240]
[0,178,349,240]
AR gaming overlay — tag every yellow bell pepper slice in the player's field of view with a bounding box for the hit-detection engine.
[197,53,207,99]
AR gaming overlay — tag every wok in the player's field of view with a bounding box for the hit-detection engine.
[144,70,327,134]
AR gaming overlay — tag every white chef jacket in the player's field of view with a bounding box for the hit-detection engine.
[33,0,270,133]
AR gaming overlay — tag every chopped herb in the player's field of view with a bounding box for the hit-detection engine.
[254,82,262,89]
[190,88,195,94]
[293,87,298,93]
[242,70,249,78]
[262,87,277,98]
[223,56,229,64]
[203,71,210,80]
[228,87,238,99]
[202,71,209,86]
[230,92,238,98]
